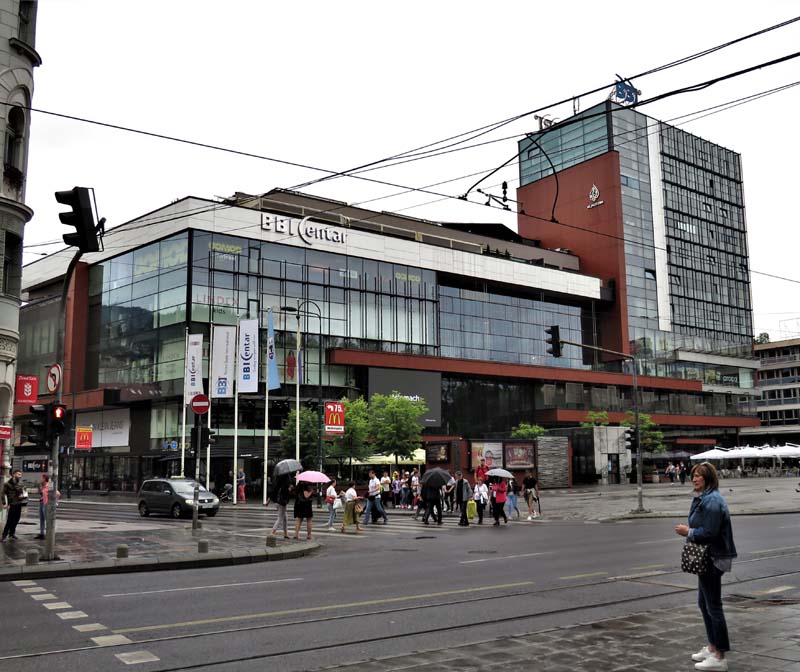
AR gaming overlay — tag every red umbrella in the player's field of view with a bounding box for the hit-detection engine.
[295,470,330,484]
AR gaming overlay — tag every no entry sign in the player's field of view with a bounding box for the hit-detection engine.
[190,394,210,415]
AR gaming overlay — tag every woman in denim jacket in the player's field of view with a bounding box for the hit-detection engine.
[675,462,737,672]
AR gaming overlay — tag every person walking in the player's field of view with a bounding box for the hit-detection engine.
[400,471,411,508]
[325,478,340,531]
[474,457,489,484]
[2,469,26,541]
[421,481,442,525]
[444,476,456,513]
[341,481,361,534]
[666,462,676,485]
[363,469,388,525]
[35,473,60,540]
[454,471,473,526]
[675,462,737,671]
[380,470,391,510]
[293,483,314,540]
[269,477,291,539]
[523,469,540,520]
[473,477,488,524]
[679,461,688,485]
[391,471,402,508]
[237,468,247,503]
[490,478,508,526]
[505,478,521,520]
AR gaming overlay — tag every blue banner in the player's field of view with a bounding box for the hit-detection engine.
[266,310,281,391]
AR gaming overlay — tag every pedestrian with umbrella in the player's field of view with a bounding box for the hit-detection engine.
[487,468,512,526]
[420,468,451,526]
[294,471,330,540]
[268,459,302,539]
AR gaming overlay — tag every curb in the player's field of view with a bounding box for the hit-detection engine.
[596,507,800,522]
[0,541,320,582]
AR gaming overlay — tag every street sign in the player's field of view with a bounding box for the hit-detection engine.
[190,394,210,415]
[75,427,93,450]
[46,364,62,394]
[0,425,12,440]
[324,401,345,434]
[15,374,38,404]
[170,440,178,450]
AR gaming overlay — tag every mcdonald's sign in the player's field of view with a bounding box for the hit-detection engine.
[75,427,94,451]
[324,401,345,434]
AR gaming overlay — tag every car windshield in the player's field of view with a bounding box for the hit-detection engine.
[170,481,208,495]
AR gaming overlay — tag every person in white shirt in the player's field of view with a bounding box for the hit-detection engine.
[473,477,489,524]
[326,478,341,530]
[341,481,361,534]
[363,469,388,525]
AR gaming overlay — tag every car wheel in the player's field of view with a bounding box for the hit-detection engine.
[205,509,218,517]
[171,503,183,519]
[138,501,149,517]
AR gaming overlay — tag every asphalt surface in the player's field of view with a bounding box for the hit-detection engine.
[1,500,799,671]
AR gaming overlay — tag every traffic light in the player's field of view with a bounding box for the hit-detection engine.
[55,187,100,253]
[27,404,49,449]
[191,426,217,447]
[50,403,68,439]
[545,325,562,357]
[624,426,638,450]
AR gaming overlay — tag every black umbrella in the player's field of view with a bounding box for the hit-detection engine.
[420,468,452,490]
[274,459,303,477]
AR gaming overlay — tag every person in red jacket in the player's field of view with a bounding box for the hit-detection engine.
[474,457,489,484]
[490,479,508,526]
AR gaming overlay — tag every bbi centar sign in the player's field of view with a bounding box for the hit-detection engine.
[324,401,345,434]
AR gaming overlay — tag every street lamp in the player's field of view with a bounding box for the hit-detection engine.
[280,300,324,475]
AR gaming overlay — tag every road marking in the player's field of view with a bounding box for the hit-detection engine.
[92,635,133,647]
[559,571,608,580]
[116,651,160,665]
[74,623,107,632]
[753,585,795,595]
[58,611,88,620]
[611,571,668,580]
[459,551,551,564]
[31,593,57,601]
[12,580,37,586]
[636,538,678,545]
[630,563,667,570]
[103,577,303,597]
[22,587,47,593]
[114,581,535,634]
[751,545,800,554]
[44,602,72,610]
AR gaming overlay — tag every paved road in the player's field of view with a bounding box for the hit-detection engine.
[2,508,798,671]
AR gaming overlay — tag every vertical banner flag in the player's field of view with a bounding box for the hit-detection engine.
[237,319,259,393]
[210,326,236,398]
[184,334,204,403]
[266,311,281,391]
[297,332,303,384]
[15,374,39,404]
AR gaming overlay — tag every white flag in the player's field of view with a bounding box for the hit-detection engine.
[184,333,204,402]
[237,319,259,393]
[210,325,236,398]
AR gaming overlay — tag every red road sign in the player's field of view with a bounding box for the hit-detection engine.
[190,394,210,415]
[324,401,345,434]
[0,425,12,440]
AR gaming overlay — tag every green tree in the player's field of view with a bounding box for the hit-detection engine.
[622,412,665,453]
[580,410,609,427]
[280,406,319,466]
[510,422,546,439]
[325,397,371,473]
[369,392,428,460]
[754,332,770,344]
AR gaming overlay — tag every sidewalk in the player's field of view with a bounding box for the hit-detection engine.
[0,519,318,581]
[320,598,800,672]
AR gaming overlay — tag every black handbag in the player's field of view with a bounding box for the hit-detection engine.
[681,541,710,575]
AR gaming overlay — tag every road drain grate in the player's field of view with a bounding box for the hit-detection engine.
[467,550,497,555]
[414,536,436,540]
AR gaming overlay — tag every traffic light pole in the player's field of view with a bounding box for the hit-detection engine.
[44,249,83,561]
[558,338,645,514]
[192,412,201,535]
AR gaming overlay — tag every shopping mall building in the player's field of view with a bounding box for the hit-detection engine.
[13,102,760,491]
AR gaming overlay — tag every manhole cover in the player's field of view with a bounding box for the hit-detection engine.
[467,550,497,555]
[414,536,436,540]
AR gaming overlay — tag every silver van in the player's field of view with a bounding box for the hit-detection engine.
[137,478,219,518]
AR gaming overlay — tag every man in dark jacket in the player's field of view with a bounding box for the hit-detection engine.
[421,483,442,525]
[455,471,473,526]
[2,469,26,541]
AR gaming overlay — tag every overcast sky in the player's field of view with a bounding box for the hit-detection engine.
[22,1,800,339]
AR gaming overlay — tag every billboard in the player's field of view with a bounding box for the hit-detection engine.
[324,401,345,434]
[505,443,536,469]
[367,368,441,426]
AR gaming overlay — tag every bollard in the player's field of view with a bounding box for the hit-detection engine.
[265,534,277,548]
[25,549,39,565]
[116,544,129,559]
[198,539,209,553]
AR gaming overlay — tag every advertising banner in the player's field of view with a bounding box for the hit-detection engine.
[425,443,449,464]
[504,443,536,469]
[324,401,345,434]
[367,368,441,426]
[75,409,130,447]
[15,374,38,405]
[266,310,281,390]
[470,441,502,470]
[237,319,259,393]
[210,325,236,398]
[75,427,94,451]
[184,334,204,402]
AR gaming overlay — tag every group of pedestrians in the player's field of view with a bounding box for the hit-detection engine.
[665,461,689,485]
